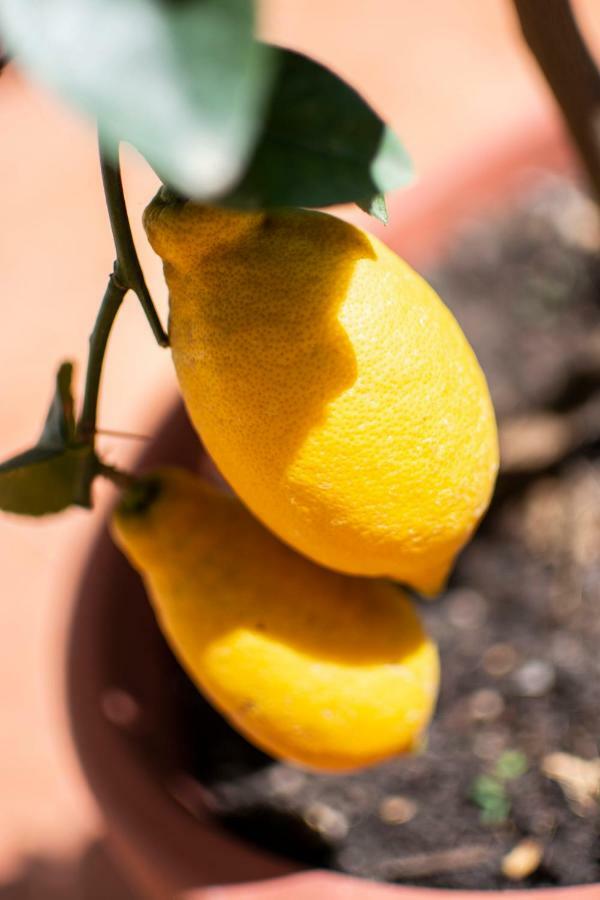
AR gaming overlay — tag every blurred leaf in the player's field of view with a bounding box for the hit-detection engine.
[221,49,413,211]
[0,0,411,210]
[0,362,95,515]
[495,750,528,781]
[471,774,506,801]
[470,774,511,825]
[0,0,276,198]
[357,194,389,224]
[480,797,510,826]
[0,445,95,515]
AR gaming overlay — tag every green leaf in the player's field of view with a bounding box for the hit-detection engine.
[470,774,511,825]
[0,362,95,515]
[480,797,510,826]
[495,750,528,781]
[222,49,413,210]
[0,0,276,198]
[357,194,389,224]
[1,0,411,209]
[0,445,95,515]
[470,774,506,802]
[40,361,76,448]
[1,1,411,207]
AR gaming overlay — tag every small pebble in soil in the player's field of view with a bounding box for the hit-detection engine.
[304,802,349,841]
[469,688,505,722]
[342,783,370,807]
[446,588,488,629]
[100,688,141,729]
[378,795,418,825]
[499,413,572,473]
[501,838,544,881]
[377,845,497,881]
[513,660,556,697]
[482,643,519,677]
[542,753,600,816]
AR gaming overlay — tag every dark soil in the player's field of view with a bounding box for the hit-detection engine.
[150,174,600,889]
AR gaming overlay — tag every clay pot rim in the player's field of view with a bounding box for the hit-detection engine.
[66,112,598,899]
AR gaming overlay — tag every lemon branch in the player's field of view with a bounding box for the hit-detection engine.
[76,266,136,492]
[77,267,127,443]
[77,141,169,490]
[513,0,600,205]
[99,143,169,348]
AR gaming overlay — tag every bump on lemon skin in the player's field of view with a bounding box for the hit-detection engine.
[112,467,439,772]
[144,200,499,596]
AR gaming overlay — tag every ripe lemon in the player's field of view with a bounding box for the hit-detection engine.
[112,467,439,771]
[144,198,498,595]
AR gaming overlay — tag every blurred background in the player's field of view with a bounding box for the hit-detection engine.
[1,0,599,896]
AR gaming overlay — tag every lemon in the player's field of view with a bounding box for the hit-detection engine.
[112,467,439,772]
[144,198,498,595]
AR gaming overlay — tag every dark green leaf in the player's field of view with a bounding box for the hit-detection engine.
[0,362,95,515]
[0,445,95,515]
[40,361,76,448]
[1,1,410,208]
[0,0,276,198]
[357,194,389,224]
[222,49,412,210]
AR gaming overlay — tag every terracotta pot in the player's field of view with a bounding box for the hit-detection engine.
[66,116,600,900]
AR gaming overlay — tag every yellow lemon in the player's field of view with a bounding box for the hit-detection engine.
[144,198,498,595]
[112,467,439,772]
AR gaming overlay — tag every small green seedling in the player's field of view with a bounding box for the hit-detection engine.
[470,750,528,825]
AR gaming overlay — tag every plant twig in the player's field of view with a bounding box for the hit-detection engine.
[78,268,127,443]
[73,141,168,498]
[512,0,600,204]
[377,845,497,880]
[99,140,169,346]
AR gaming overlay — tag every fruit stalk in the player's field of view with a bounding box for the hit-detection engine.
[78,268,127,445]
[76,141,170,492]
[99,142,168,347]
